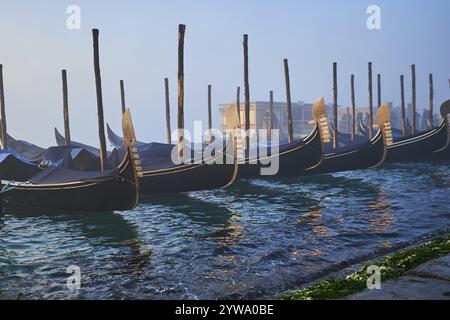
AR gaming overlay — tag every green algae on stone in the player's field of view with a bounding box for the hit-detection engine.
[286,235,450,300]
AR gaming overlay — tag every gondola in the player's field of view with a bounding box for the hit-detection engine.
[0,110,141,212]
[306,103,392,175]
[385,100,450,163]
[235,97,327,179]
[76,122,239,195]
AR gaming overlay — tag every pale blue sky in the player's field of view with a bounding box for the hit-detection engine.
[0,0,449,147]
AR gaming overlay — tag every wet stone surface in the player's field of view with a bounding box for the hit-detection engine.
[347,255,450,300]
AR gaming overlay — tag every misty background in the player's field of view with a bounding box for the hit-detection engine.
[0,0,449,148]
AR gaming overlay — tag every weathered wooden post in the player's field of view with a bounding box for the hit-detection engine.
[178,24,186,159]
[61,69,71,145]
[120,80,126,114]
[164,78,171,144]
[377,74,381,109]
[236,86,241,123]
[368,62,374,139]
[283,59,294,143]
[351,74,356,141]
[428,73,433,129]
[332,62,338,148]
[92,29,107,170]
[411,64,416,134]
[243,34,250,150]
[0,64,8,149]
[400,75,406,136]
[269,90,274,140]
[207,84,212,141]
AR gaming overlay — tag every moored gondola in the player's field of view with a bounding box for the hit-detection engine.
[0,110,141,212]
[235,97,326,179]
[306,103,392,175]
[385,100,450,163]
[105,124,239,194]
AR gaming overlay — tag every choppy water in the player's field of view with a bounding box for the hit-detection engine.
[0,161,449,299]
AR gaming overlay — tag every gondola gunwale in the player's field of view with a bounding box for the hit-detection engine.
[387,119,446,149]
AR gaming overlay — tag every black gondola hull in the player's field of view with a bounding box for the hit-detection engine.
[237,126,323,179]
[1,152,139,212]
[139,161,236,194]
[386,120,448,163]
[307,129,385,175]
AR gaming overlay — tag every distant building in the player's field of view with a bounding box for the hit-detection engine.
[219,100,440,140]
[219,101,319,140]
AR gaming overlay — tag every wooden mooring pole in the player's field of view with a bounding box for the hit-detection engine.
[428,73,434,129]
[164,78,171,144]
[332,62,338,149]
[236,86,241,124]
[411,64,416,134]
[377,74,381,109]
[243,34,250,150]
[351,74,356,141]
[61,69,71,145]
[269,90,274,140]
[178,24,186,159]
[120,80,126,114]
[92,29,107,170]
[400,75,406,136]
[283,59,294,143]
[368,62,373,139]
[207,84,212,141]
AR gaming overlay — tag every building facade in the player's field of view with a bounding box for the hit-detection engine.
[219,100,438,140]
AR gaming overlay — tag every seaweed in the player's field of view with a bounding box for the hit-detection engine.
[284,235,450,300]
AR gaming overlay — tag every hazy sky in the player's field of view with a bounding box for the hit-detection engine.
[0,0,449,147]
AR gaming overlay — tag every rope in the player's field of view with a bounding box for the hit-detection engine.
[0,180,28,194]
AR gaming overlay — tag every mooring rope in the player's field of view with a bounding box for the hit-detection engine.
[0,180,29,194]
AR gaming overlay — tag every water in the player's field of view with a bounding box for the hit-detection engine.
[0,161,449,299]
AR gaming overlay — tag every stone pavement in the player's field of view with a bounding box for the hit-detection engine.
[347,255,450,300]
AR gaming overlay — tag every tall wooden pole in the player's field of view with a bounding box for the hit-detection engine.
[411,64,416,135]
[368,62,373,139]
[177,24,186,159]
[283,58,293,143]
[120,80,126,114]
[351,74,356,141]
[243,34,250,150]
[428,73,434,129]
[332,62,338,149]
[269,90,274,140]
[0,64,7,149]
[400,75,406,136]
[92,29,107,170]
[236,86,241,124]
[207,84,212,141]
[164,78,171,144]
[61,69,71,146]
[377,74,381,109]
